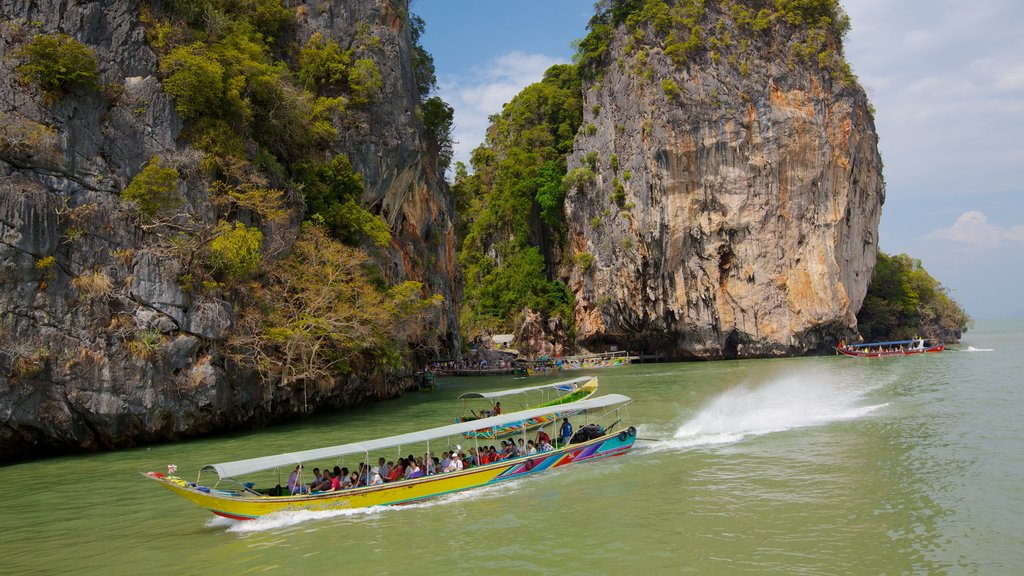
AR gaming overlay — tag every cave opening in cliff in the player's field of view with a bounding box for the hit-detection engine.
[723,330,740,360]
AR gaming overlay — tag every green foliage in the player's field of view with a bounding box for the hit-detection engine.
[207,221,263,278]
[456,64,583,332]
[574,252,595,270]
[296,32,352,91]
[236,224,442,383]
[610,179,626,208]
[564,166,595,191]
[409,13,437,100]
[16,33,100,98]
[463,245,573,323]
[159,43,226,120]
[420,96,455,171]
[348,58,383,105]
[121,156,182,217]
[297,154,391,246]
[577,0,852,83]
[662,78,681,100]
[35,255,55,270]
[857,251,970,341]
[534,159,567,227]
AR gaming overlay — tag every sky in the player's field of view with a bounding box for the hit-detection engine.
[413,0,1024,320]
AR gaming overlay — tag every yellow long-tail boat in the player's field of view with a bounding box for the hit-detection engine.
[455,376,598,439]
[145,394,635,521]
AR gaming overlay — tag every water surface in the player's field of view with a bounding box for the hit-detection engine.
[2,320,1022,575]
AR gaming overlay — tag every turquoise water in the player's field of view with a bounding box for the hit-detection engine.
[1,320,1022,574]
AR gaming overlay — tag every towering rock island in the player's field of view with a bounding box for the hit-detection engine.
[0,0,458,460]
[564,1,884,358]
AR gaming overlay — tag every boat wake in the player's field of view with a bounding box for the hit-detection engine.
[964,346,994,352]
[220,478,529,533]
[639,369,889,453]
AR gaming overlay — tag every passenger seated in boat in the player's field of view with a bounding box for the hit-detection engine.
[389,460,404,482]
[538,439,553,452]
[536,428,551,447]
[406,461,424,479]
[439,451,452,472]
[493,402,502,415]
[287,464,307,494]
[368,467,384,485]
[526,440,538,455]
[307,467,323,491]
[517,438,526,456]
[310,468,332,492]
[377,457,391,480]
[329,471,342,491]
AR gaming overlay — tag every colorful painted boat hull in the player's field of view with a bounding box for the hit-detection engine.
[146,430,636,520]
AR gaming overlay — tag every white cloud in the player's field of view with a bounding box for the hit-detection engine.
[927,211,1024,248]
[436,51,566,169]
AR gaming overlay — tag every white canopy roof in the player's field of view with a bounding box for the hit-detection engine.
[457,376,595,400]
[202,392,631,479]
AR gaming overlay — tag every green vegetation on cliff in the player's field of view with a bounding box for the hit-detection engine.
[14,33,100,99]
[576,0,852,83]
[858,252,971,342]
[455,64,582,339]
[232,224,442,384]
[142,0,385,244]
[134,1,446,384]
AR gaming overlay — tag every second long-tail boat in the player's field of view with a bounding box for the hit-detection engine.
[455,376,598,439]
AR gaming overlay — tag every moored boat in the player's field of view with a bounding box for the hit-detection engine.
[145,394,635,521]
[836,338,944,358]
[455,376,598,439]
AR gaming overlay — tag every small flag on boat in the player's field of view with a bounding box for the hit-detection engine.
[168,464,177,474]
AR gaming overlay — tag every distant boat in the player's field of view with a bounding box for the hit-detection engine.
[144,394,635,521]
[455,376,598,439]
[836,338,944,358]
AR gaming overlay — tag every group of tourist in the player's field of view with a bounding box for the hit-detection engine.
[284,421,576,495]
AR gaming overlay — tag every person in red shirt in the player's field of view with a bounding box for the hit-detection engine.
[536,428,551,446]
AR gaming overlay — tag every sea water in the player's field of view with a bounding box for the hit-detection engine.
[1,319,1022,575]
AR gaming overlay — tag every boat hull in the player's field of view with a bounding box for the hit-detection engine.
[146,429,636,520]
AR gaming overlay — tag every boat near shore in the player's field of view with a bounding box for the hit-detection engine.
[837,338,944,358]
[455,376,599,439]
[144,394,635,521]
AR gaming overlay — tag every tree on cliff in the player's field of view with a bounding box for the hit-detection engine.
[857,252,970,343]
[231,224,442,401]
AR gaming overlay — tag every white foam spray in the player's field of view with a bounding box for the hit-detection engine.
[221,477,528,533]
[643,368,889,453]
[964,346,994,352]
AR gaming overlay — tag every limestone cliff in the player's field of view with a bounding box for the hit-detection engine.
[0,0,458,461]
[565,1,883,358]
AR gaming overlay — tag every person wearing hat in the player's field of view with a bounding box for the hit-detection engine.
[369,466,384,485]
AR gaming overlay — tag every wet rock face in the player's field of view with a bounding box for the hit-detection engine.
[566,9,883,359]
[0,0,458,461]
